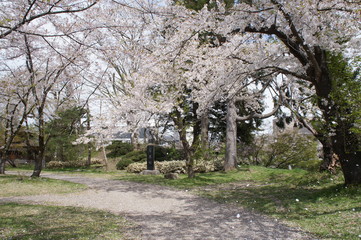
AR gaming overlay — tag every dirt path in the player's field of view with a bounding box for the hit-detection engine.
[1,172,314,240]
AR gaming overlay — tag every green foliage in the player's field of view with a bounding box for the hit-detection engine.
[328,53,361,151]
[45,106,88,163]
[121,150,147,162]
[0,203,137,240]
[209,99,262,143]
[264,132,320,169]
[154,146,185,161]
[106,141,134,158]
[116,159,134,170]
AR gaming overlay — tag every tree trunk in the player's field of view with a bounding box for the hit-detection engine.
[131,131,139,150]
[102,143,109,171]
[31,135,45,177]
[318,137,338,173]
[333,123,361,185]
[86,107,92,167]
[0,156,6,174]
[32,108,45,178]
[201,112,210,159]
[224,98,238,171]
[311,47,361,185]
[172,110,195,178]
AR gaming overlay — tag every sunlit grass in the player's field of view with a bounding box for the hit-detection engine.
[0,203,139,240]
[0,175,87,197]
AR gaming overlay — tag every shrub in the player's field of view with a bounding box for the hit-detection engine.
[154,146,185,161]
[155,160,186,174]
[47,161,64,169]
[91,158,104,165]
[126,158,223,174]
[126,162,147,173]
[122,150,147,162]
[106,141,134,158]
[46,161,85,169]
[264,132,320,169]
[194,159,215,173]
[116,159,134,170]
[213,157,224,171]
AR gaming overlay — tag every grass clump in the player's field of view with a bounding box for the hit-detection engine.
[0,175,87,197]
[0,203,138,240]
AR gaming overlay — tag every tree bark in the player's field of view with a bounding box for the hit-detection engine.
[102,142,109,172]
[318,137,338,173]
[224,98,238,171]
[201,112,210,159]
[31,108,45,178]
[86,106,92,167]
[310,48,361,185]
[172,109,195,178]
[333,123,361,185]
[0,152,7,174]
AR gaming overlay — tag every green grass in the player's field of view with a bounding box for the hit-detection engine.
[116,166,361,240]
[0,175,87,197]
[0,203,139,240]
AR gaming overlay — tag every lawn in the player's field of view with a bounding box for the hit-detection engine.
[0,174,138,240]
[0,174,87,197]
[0,203,139,240]
[116,166,361,240]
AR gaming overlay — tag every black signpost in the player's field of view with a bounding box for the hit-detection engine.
[146,144,155,170]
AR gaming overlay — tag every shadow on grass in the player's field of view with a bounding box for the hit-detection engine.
[199,182,360,240]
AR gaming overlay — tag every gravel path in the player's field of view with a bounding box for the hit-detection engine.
[1,172,315,240]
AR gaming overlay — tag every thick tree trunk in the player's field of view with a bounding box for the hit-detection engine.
[131,131,139,150]
[0,157,6,174]
[31,137,45,178]
[311,48,361,185]
[32,109,45,178]
[172,110,195,178]
[224,98,238,171]
[333,124,361,185]
[318,137,338,173]
[338,152,361,185]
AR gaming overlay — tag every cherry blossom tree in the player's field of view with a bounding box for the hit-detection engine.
[0,74,34,174]
[0,0,98,39]
[220,0,361,185]
[0,0,102,176]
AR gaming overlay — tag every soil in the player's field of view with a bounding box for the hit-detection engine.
[1,172,316,240]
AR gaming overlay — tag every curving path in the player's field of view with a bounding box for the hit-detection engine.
[1,172,315,240]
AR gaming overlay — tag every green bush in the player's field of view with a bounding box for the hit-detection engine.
[154,146,185,161]
[116,159,134,170]
[264,132,320,169]
[122,150,147,162]
[106,141,134,158]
